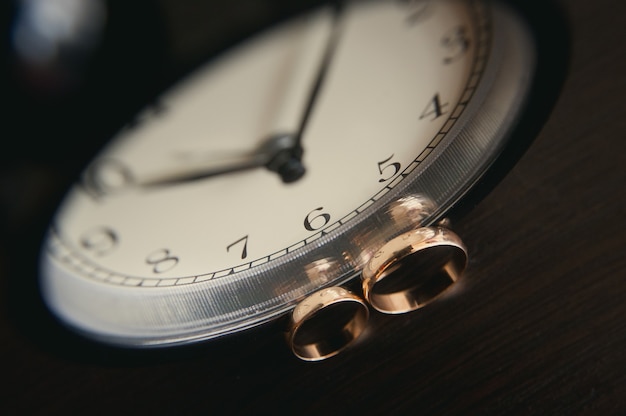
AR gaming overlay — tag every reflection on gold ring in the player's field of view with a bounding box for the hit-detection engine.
[362,226,467,314]
[287,287,368,361]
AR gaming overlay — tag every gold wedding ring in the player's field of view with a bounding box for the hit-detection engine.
[287,287,369,361]
[362,226,467,314]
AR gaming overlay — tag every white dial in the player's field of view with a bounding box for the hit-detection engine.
[40,0,534,346]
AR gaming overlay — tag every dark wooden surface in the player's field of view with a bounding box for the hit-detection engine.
[2,0,626,414]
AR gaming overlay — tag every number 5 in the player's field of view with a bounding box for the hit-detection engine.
[378,154,401,182]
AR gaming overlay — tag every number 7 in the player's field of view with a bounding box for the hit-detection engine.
[227,235,249,259]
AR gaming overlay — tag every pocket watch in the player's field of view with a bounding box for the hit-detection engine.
[39,0,543,360]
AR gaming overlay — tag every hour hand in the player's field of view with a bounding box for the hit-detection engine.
[139,134,305,188]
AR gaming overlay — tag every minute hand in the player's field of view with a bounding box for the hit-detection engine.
[278,3,344,182]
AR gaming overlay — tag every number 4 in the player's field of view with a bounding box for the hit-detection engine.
[420,93,449,121]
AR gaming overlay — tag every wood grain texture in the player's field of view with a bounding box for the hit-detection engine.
[2,0,625,414]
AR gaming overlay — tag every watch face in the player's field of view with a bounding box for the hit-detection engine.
[40,0,535,347]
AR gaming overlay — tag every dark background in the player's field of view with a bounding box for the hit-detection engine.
[2,0,625,414]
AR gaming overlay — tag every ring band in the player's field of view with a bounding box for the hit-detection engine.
[362,226,467,314]
[287,287,369,361]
